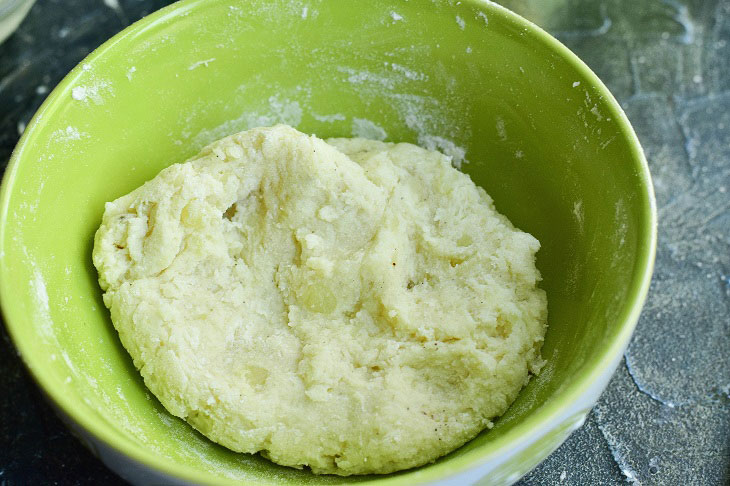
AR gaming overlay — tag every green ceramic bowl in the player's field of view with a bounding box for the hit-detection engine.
[0,0,656,484]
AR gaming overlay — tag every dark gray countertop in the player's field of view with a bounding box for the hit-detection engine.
[1,1,728,484]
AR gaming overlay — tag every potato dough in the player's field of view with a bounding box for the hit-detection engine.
[93,125,547,475]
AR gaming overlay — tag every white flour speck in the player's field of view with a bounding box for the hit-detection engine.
[126,66,137,81]
[35,85,48,95]
[301,6,308,19]
[70,79,111,104]
[515,149,524,159]
[390,63,427,81]
[32,271,49,313]
[614,199,627,248]
[390,11,403,21]
[351,118,388,141]
[590,105,604,121]
[622,467,639,483]
[30,270,53,339]
[338,66,396,89]
[52,126,84,142]
[573,200,584,231]
[495,116,507,141]
[188,58,216,70]
[417,135,467,169]
[456,15,465,30]
[560,470,567,481]
[466,46,472,53]
[600,135,617,150]
[313,113,346,123]
[572,81,581,87]
[477,11,489,26]
[71,86,87,101]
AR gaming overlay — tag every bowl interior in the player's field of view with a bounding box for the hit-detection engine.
[0,0,654,484]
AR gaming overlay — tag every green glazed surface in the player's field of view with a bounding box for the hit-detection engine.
[0,0,656,484]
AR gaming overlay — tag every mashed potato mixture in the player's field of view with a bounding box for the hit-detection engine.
[93,125,547,475]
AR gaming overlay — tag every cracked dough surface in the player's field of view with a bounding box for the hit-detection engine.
[93,124,547,475]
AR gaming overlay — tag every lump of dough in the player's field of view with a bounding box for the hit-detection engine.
[93,124,547,475]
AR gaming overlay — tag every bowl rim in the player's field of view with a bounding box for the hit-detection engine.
[0,0,657,484]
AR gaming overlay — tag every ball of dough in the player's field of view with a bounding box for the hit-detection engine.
[93,124,547,475]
